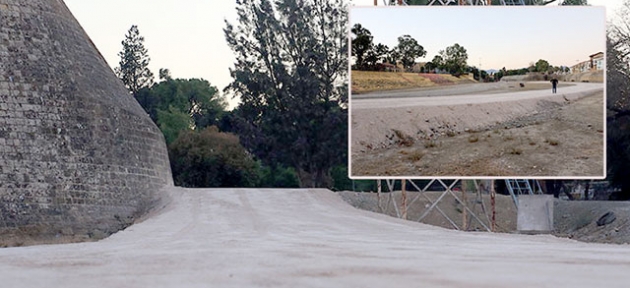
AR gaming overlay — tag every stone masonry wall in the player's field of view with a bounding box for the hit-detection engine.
[0,0,173,245]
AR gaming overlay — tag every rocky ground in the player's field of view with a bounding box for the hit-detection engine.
[351,83,604,177]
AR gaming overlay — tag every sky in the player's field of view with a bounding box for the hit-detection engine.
[63,1,623,109]
[351,6,606,70]
[64,0,239,108]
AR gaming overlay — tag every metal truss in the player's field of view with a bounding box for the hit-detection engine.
[372,179,493,232]
[365,179,546,232]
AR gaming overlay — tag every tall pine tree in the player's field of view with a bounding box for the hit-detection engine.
[115,25,154,96]
[224,0,348,188]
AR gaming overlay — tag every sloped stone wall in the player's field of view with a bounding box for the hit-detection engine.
[0,0,173,245]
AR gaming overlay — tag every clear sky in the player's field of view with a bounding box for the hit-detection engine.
[63,1,621,109]
[351,6,606,70]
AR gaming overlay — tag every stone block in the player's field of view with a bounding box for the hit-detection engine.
[517,195,554,233]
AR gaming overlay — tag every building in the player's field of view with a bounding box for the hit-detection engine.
[571,60,591,74]
[412,62,426,73]
[571,52,604,74]
[589,52,604,71]
[375,62,400,72]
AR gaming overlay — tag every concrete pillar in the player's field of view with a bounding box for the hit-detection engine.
[517,195,554,233]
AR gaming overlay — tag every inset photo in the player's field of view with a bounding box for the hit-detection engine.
[349,6,606,178]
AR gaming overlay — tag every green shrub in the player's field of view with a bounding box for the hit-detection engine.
[169,126,259,187]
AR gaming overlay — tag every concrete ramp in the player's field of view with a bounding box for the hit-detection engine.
[1,187,629,287]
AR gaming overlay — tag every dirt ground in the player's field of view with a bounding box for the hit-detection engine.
[2,188,630,288]
[351,86,604,177]
[338,191,630,245]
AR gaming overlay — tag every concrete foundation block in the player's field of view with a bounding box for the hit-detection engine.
[517,195,554,233]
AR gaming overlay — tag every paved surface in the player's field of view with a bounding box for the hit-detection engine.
[1,188,629,287]
[352,82,603,110]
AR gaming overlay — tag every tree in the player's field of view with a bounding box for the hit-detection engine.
[495,66,507,80]
[257,164,300,188]
[169,126,260,187]
[468,66,490,82]
[351,23,373,70]
[480,70,489,81]
[158,106,192,144]
[606,0,630,199]
[431,55,444,72]
[224,0,348,188]
[115,25,154,96]
[424,61,436,73]
[468,66,480,80]
[133,76,227,146]
[527,62,535,72]
[534,59,551,73]
[142,78,227,130]
[159,68,172,81]
[385,48,401,66]
[395,35,426,71]
[365,43,390,70]
[439,43,468,76]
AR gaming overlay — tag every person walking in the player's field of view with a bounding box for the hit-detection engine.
[550,78,559,94]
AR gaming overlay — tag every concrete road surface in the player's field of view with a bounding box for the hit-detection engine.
[352,82,603,110]
[1,188,629,287]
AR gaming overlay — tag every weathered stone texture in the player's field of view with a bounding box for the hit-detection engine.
[0,0,173,245]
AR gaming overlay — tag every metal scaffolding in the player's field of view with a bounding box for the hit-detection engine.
[369,179,494,232]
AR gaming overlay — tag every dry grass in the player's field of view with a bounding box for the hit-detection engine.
[424,139,439,148]
[393,129,414,147]
[403,149,425,162]
[468,135,479,143]
[351,71,476,94]
[352,71,434,94]
[545,138,560,146]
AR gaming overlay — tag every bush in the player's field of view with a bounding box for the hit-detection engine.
[258,164,300,188]
[169,126,259,187]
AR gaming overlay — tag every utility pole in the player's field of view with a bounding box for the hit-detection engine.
[462,184,468,230]
[491,179,496,232]
[401,180,407,220]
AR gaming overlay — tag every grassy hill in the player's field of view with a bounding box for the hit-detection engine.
[352,71,477,94]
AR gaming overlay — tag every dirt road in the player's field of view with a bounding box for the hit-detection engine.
[1,188,629,287]
[351,82,604,177]
[351,82,602,108]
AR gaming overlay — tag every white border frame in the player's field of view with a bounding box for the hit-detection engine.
[347,5,608,180]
